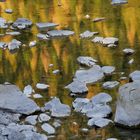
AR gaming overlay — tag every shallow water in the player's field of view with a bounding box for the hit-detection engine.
[0,0,140,139]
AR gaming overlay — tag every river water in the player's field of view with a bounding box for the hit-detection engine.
[0,0,140,139]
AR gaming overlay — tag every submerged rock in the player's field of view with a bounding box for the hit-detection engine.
[102,66,115,75]
[129,70,140,81]
[36,22,58,30]
[47,30,74,37]
[65,80,88,94]
[77,56,97,67]
[0,84,40,115]
[12,18,32,29]
[115,82,140,127]
[102,81,119,89]
[41,123,55,134]
[111,0,128,5]
[80,30,98,38]
[44,97,71,117]
[91,92,112,105]
[74,65,104,84]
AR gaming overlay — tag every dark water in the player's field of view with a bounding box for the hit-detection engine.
[0,0,140,139]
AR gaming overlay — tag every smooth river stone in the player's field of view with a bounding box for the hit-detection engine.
[102,66,115,75]
[80,30,98,38]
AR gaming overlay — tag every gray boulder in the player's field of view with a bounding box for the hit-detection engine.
[115,82,140,127]
[0,84,40,115]
[129,70,140,81]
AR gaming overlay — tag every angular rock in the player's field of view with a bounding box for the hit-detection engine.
[102,81,119,89]
[33,94,43,99]
[47,30,74,37]
[86,105,112,118]
[80,30,98,38]
[74,65,104,84]
[44,97,71,117]
[77,56,97,67]
[36,22,58,30]
[12,18,32,29]
[102,37,118,45]
[23,85,34,97]
[65,80,88,94]
[0,84,40,115]
[8,39,21,51]
[25,115,38,125]
[115,82,140,127]
[41,123,55,134]
[129,71,140,81]
[88,117,113,127]
[102,66,115,75]
[6,31,21,36]
[92,37,104,44]
[91,92,112,105]
[37,33,49,40]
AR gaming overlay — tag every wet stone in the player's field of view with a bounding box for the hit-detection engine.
[33,94,43,99]
[38,113,51,122]
[86,105,112,118]
[0,42,7,49]
[0,17,8,28]
[91,92,112,105]
[25,115,38,125]
[36,83,49,90]
[23,85,34,97]
[52,120,61,128]
[12,18,32,29]
[111,0,128,5]
[74,65,104,84]
[92,37,104,44]
[102,37,118,45]
[65,80,88,94]
[44,97,71,117]
[129,70,140,81]
[47,30,74,37]
[36,22,58,30]
[123,48,135,55]
[80,30,98,38]
[41,123,55,134]
[6,31,21,36]
[5,9,13,14]
[107,138,118,140]
[77,56,97,67]
[128,58,134,65]
[37,33,49,40]
[102,81,119,89]
[29,40,37,47]
[92,17,106,22]
[52,69,60,74]
[88,117,113,128]
[115,82,140,127]
[102,66,115,75]
[8,39,22,51]
[0,84,40,115]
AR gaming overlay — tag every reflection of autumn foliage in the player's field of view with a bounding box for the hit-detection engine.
[0,0,139,99]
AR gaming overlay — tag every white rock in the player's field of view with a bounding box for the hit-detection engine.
[123,48,135,55]
[102,81,119,89]
[80,30,98,38]
[102,66,115,75]
[23,85,34,97]
[29,41,37,47]
[25,115,38,125]
[36,83,49,90]
[33,94,43,99]
[38,113,51,122]
[129,70,140,81]
[5,9,13,14]
[41,123,55,134]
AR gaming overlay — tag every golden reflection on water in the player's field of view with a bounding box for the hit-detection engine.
[0,0,140,139]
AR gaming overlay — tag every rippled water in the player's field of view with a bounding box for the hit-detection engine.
[0,0,140,139]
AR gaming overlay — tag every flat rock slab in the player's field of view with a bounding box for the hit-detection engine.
[0,84,40,115]
[80,30,98,38]
[129,70,140,81]
[111,0,128,5]
[47,30,74,37]
[65,80,88,94]
[115,82,140,127]
[41,123,55,134]
[44,97,71,117]
[36,22,58,30]
[102,66,115,75]
[8,39,21,51]
[77,56,97,67]
[0,17,8,28]
[123,48,135,55]
[102,81,119,89]
[74,65,104,84]
[91,92,112,105]
[12,18,32,29]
